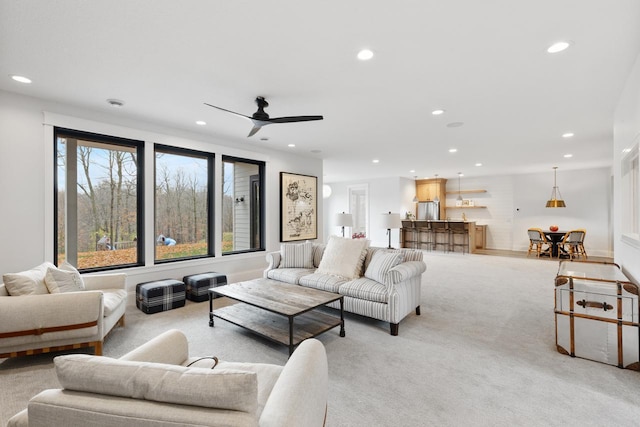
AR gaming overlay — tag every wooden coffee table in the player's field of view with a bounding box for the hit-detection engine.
[209,278,345,355]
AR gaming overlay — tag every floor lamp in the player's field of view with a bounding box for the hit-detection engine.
[381,211,402,249]
[335,212,353,237]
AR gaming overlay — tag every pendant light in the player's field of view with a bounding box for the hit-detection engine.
[434,174,440,203]
[546,166,566,208]
[456,172,463,202]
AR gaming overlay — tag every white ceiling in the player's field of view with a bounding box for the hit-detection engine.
[2,1,640,183]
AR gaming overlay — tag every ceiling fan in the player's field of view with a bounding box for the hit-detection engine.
[204,96,323,137]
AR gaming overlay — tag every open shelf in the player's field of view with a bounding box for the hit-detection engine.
[446,206,486,209]
[445,189,487,195]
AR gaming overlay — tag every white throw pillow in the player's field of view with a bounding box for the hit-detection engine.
[365,251,404,284]
[55,354,258,414]
[280,241,314,269]
[45,266,85,293]
[2,262,55,296]
[316,236,370,279]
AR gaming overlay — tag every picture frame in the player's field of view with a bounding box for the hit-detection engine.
[280,172,318,242]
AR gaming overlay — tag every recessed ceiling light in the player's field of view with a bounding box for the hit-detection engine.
[409,169,415,173]
[372,159,380,164]
[431,109,445,115]
[475,163,483,167]
[547,41,571,53]
[288,143,296,147]
[106,98,125,108]
[564,154,573,158]
[195,120,206,126]
[622,148,632,154]
[449,148,458,153]
[10,74,32,84]
[562,132,574,138]
[446,122,464,128]
[357,49,374,61]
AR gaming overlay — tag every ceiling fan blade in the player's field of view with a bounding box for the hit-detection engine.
[268,115,324,124]
[247,125,262,137]
[203,103,252,120]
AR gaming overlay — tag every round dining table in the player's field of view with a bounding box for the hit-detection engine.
[544,231,568,258]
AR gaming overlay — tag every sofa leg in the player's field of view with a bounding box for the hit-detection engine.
[118,314,126,327]
[390,323,399,336]
[94,341,103,356]
[415,306,421,315]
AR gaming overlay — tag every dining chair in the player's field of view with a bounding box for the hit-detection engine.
[560,229,588,259]
[527,228,551,257]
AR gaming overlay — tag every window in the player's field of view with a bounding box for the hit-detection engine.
[621,139,640,244]
[55,128,144,271]
[222,156,265,254]
[349,184,369,239]
[155,145,213,262]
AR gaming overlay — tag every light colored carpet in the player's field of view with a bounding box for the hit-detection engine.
[2,252,640,426]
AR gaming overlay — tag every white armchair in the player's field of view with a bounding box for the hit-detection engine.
[0,271,127,359]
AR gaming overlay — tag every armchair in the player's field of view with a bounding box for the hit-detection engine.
[0,269,127,358]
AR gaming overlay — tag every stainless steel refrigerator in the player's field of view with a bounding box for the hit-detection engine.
[417,201,440,220]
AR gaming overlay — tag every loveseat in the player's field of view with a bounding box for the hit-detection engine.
[7,329,328,427]
[0,262,127,358]
[264,236,426,335]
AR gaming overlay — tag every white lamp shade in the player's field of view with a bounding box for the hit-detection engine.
[381,212,402,229]
[335,212,353,227]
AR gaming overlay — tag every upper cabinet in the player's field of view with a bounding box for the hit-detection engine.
[415,178,447,203]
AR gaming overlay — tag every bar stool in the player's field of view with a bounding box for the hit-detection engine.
[448,221,469,254]
[401,221,417,249]
[415,220,432,251]
[431,221,449,252]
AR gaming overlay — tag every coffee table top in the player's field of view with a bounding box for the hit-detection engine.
[211,278,342,317]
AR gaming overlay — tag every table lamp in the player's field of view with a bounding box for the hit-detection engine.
[335,212,353,237]
[381,211,402,249]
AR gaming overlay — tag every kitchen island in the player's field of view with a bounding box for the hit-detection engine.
[400,220,482,254]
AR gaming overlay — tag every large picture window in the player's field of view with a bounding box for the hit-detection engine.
[55,128,144,271]
[155,145,213,261]
[222,156,265,254]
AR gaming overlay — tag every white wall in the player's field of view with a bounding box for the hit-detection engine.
[326,168,613,257]
[614,51,640,283]
[0,90,323,288]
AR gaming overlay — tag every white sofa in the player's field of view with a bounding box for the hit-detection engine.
[7,329,328,427]
[264,238,426,335]
[0,263,127,358]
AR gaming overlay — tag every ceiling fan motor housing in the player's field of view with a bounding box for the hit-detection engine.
[252,96,270,120]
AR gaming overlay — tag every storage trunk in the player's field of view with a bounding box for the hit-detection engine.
[555,260,639,370]
[136,280,186,314]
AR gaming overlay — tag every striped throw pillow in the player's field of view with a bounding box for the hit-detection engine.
[280,241,314,268]
[364,251,404,284]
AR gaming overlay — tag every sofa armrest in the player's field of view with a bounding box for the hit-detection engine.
[119,329,189,365]
[260,338,328,427]
[0,292,103,336]
[388,261,427,285]
[82,273,126,291]
[263,251,282,278]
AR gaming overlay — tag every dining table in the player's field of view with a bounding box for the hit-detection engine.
[544,230,568,258]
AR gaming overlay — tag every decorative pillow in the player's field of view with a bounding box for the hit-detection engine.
[2,262,55,296]
[365,251,404,284]
[279,241,314,269]
[44,266,85,293]
[316,236,370,279]
[55,354,258,414]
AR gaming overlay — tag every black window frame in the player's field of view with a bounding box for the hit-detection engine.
[53,127,145,273]
[221,155,266,256]
[154,144,215,264]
